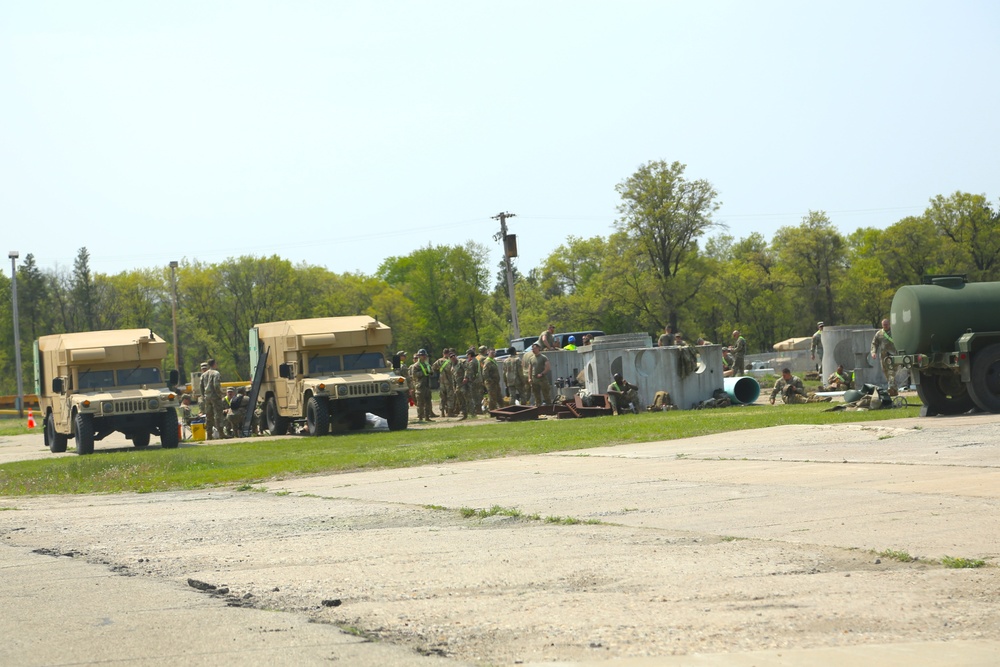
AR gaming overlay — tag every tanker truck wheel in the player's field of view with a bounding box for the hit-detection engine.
[916,371,974,415]
[967,343,1000,413]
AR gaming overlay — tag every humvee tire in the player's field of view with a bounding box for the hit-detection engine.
[266,396,289,436]
[161,409,180,449]
[75,412,95,455]
[386,393,409,431]
[45,412,68,453]
[132,432,150,448]
[306,396,330,436]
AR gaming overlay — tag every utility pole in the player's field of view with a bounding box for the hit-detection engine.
[9,251,23,418]
[492,212,520,340]
[169,261,183,384]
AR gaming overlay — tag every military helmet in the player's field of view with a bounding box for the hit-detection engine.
[417,348,428,356]
[478,345,487,353]
[843,389,865,404]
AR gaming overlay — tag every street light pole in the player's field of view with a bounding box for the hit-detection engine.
[169,261,182,383]
[9,251,24,419]
[491,212,520,340]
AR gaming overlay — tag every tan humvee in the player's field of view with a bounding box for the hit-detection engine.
[34,329,181,455]
[250,316,409,435]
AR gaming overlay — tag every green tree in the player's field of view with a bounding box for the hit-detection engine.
[181,256,300,380]
[925,192,1000,281]
[772,211,847,328]
[379,244,492,353]
[71,247,98,331]
[16,253,52,340]
[614,160,722,328]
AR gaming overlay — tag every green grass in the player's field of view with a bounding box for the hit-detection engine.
[0,419,35,437]
[0,402,921,496]
[940,555,986,569]
[876,549,916,562]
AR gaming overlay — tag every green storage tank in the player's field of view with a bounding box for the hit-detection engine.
[890,277,1000,354]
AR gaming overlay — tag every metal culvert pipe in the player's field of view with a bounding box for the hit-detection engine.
[724,376,760,405]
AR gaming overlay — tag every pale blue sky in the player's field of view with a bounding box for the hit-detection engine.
[2,1,998,279]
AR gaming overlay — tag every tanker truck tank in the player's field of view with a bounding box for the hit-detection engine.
[890,276,1000,354]
[889,275,1000,415]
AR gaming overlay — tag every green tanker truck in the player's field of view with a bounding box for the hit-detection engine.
[889,275,1000,415]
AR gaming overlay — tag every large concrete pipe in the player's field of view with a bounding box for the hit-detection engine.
[724,376,760,404]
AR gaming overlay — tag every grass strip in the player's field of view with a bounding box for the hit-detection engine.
[0,403,921,496]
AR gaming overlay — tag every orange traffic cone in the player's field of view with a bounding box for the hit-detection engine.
[27,408,36,429]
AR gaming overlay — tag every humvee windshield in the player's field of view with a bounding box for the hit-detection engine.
[79,369,115,389]
[309,354,342,375]
[117,367,163,386]
[344,352,386,371]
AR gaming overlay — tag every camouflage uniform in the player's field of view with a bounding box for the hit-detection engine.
[732,335,747,377]
[410,356,434,420]
[225,389,250,437]
[810,325,824,372]
[823,369,852,392]
[454,354,480,419]
[200,364,225,440]
[607,378,640,415]
[481,353,502,411]
[432,353,453,417]
[473,346,488,414]
[870,326,898,393]
[502,352,528,405]
[770,374,830,404]
[521,349,536,405]
[527,349,553,406]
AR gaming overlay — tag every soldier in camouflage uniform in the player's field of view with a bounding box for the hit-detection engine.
[481,348,502,411]
[200,358,225,440]
[870,318,898,395]
[455,349,480,420]
[472,345,488,414]
[502,347,528,405]
[410,349,434,421]
[527,343,553,406]
[225,386,250,437]
[769,368,831,404]
[731,330,747,377]
[432,348,453,417]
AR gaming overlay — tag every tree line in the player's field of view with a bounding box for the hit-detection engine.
[1,159,997,394]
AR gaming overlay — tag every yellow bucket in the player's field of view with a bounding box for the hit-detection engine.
[191,423,206,441]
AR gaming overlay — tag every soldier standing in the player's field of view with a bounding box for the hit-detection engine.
[473,345,488,414]
[179,394,193,440]
[657,325,675,347]
[528,342,553,406]
[870,318,898,395]
[201,358,225,440]
[411,349,434,421]
[455,348,480,420]
[731,330,747,377]
[811,322,824,372]
[482,348,502,411]
[502,347,528,405]
[433,349,455,417]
